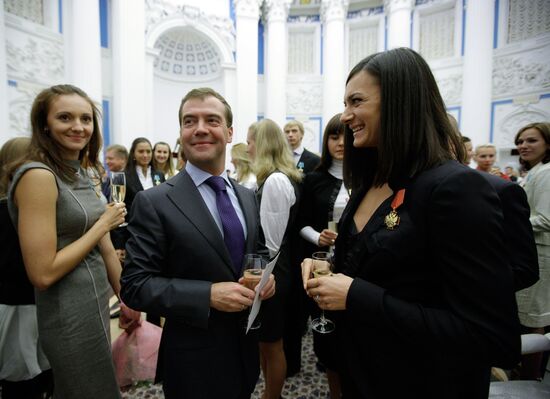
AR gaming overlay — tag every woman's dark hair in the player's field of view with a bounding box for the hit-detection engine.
[9,84,102,184]
[317,113,344,173]
[514,122,550,170]
[125,137,153,179]
[343,48,464,190]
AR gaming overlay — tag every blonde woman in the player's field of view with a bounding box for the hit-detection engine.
[152,141,176,179]
[230,143,256,189]
[247,119,301,399]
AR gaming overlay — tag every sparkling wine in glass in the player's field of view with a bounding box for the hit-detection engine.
[327,220,338,256]
[110,172,128,227]
[310,251,335,334]
[242,254,265,330]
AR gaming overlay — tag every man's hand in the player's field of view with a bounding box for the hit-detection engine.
[210,282,255,312]
[119,302,142,334]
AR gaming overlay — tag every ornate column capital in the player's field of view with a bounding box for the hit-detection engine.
[263,0,292,24]
[234,0,262,19]
[321,0,349,23]
[383,0,414,14]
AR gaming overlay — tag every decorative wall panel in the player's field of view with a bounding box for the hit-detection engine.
[493,47,550,98]
[508,0,550,44]
[348,24,378,69]
[5,32,64,84]
[288,31,315,74]
[4,0,43,25]
[419,7,454,60]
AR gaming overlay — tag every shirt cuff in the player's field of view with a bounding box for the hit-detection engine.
[300,226,321,246]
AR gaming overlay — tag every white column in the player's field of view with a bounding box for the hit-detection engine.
[461,0,494,146]
[145,47,159,141]
[234,0,261,142]
[384,0,414,49]
[111,0,147,148]
[65,0,103,103]
[0,0,9,142]
[321,0,348,130]
[264,0,291,127]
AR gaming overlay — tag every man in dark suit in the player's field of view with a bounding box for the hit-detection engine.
[480,171,539,291]
[120,88,275,399]
[459,133,538,291]
[284,120,320,173]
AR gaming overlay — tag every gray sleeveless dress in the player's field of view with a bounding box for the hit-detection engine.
[8,161,121,399]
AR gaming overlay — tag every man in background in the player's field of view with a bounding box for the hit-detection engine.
[284,120,320,174]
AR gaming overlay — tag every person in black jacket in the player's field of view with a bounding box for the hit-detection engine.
[284,120,320,174]
[302,48,521,399]
[0,137,53,399]
[455,130,538,292]
[123,137,165,325]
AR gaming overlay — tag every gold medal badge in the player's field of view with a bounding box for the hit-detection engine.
[385,189,405,230]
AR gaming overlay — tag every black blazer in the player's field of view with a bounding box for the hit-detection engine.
[0,198,34,305]
[125,167,165,215]
[120,171,264,399]
[297,148,320,174]
[481,172,538,291]
[333,160,520,399]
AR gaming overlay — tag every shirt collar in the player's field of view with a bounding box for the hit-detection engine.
[293,144,304,157]
[185,161,231,188]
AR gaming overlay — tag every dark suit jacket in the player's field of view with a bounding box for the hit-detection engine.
[297,148,320,174]
[120,171,263,399]
[333,161,521,399]
[480,172,539,291]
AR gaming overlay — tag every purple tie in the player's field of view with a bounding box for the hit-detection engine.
[205,176,245,274]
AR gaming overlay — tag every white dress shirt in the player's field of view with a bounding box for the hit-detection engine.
[299,160,349,245]
[292,145,304,166]
[136,166,154,190]
[260,172,296,257]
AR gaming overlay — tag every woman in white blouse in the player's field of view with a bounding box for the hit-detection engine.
[247,119,302,399]
[298,113,349,398]
[515,122,550,380]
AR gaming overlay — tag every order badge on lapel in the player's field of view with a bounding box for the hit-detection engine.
[385,189,405,230]
[154,174,161,186]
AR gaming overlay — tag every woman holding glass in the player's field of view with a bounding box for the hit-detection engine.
[514,122,550,380]
[247,119,302,399]
[302,48,521,398]
[298,113,348,398]
[7,84,138,398]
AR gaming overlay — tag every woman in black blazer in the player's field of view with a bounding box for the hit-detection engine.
[123,137,164,326]
[124,137,165,215]
[302,48,521,398]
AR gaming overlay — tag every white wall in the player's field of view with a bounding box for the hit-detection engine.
[151,75,224,149]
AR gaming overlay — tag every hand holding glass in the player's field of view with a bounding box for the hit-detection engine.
[310,251,335,334]
[241,254,265,330]
[110,172,128,227]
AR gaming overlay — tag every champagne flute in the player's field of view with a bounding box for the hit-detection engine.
[241,254,265,330]
[110,172,128,227]
[310,251,335,334]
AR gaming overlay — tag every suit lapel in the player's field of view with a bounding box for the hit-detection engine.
[231,179,256,253]
[166,171,235,276]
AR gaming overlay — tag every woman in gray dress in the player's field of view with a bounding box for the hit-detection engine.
[6,84,134,398]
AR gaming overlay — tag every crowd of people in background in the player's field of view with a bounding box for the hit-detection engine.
[0,47,549,399]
